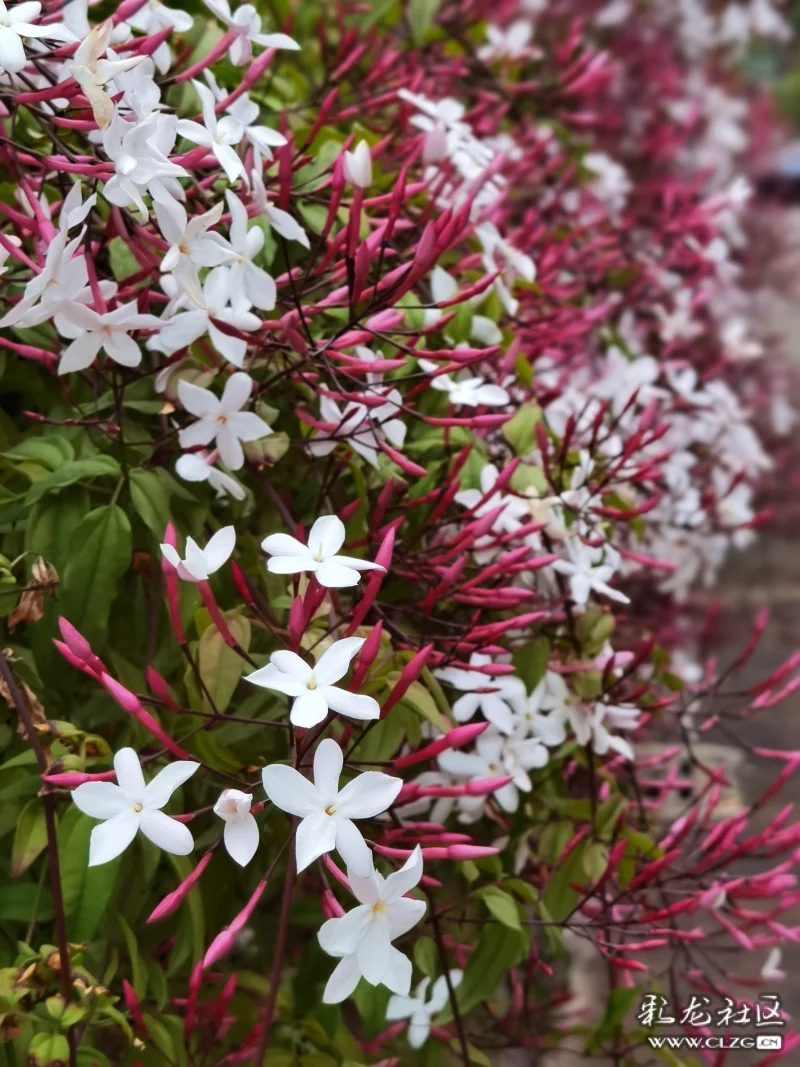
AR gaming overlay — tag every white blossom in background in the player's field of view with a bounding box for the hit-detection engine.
[57,301,162,373]
[251,154,310,247]
[175,450,246,501]
[343,140,372,188]
[261,515,385,588]
[454,462,529,556]
[204,71,287,159]
[478,21,536,63]
[222,191,277,311]
[318,847,426,1003]
[386,971,463,1048]
[534,673,640,760]
[247,638,380,727]
[72,748,199,865]
[435,653,527,735]
[214,789,259,866]
[438,728,548,813]
[553,538,630,606]
[0,0,73,75]
[761,948,786,982]
[150,266,260,367]
[307,392,406,469]
[160,526,236,582]
[70,20,144,129]
[263,738,402,876]
[177,373,270,471]
[102,111,188,219]
[419,360,509,407]
[424,266,502,347]
[176,80,246,183]
[155,199,235,304]
[125,0,193,74]
[203,0,299,64]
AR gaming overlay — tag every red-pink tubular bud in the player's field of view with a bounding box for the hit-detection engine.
[381,645,433,718]
[44,770,116,787]
[148,853,213,923]
[145,666,181,713]
[393,722,488,769]
[203,879,268,969]
[100,674,191,759]
[198,582,236,648]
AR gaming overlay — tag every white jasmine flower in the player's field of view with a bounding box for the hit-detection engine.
[262,738,402,876]
[58,301,162,373]
[222,190,276,311]
[343,140,372,188]
[419,359,509,407]
[0,0,73,75]
[552,539,630,605]
[246,637,380,728]
[318,846,426,1003]
[177,373,270,471]
[160,526,236,582]
[175,450,246,501]
[261,515,384,588]
[435,653,527,735]
[214,788,259,866]
[71,748,199,865]
[386,971,463,1048]
[69,20,144,129]
[203,0,299,65]
[176,80,245,183]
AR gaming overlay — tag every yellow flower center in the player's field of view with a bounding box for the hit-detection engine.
[307,674,317,690]
[132,802,143,813]
[325,804,337,816]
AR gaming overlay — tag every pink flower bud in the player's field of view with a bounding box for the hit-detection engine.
[44,770,116,787]
[101,674,191,759]
[148,853,213,923]
[203,879,268,969]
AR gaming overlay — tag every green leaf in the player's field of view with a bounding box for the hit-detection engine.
[25,487,91,572]
[543,839,586,921]
[400,680,450,734]
[195,612,251,713]
[0,881,53,921]
[129,468,171,539]
[447,925,526,1017]
[512,636,550,695]
[11,798,47,877]
[117,912,148,999]
[24,456,121,507]
[583,841,609,885]
[27,1033,70,1067]
[502,403,541,455]
[107,236,141,282]
[57,806,122,940]
[596,986,640,1039]
[413,936,437,978]
[475,886,522,931]
[76,1049,111,1067]
[4,436,74,470]
[409,0,441,43]
[60,505,132,648]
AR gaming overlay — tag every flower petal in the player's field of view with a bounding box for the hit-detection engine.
[318,905,373,956]
[220,371,253,413]
[88,809,139,866]
[267,555,315,575]
[382,947,413,996]
[308,515,345,559]
[334,817,372,878]
[322,953,362,1004]
[314,560,361,588]
[262,764,322,817]
[324,687,379,721]
[313,737,343,799]
[143,760,200,809]
[245,663,306,696]
[261,532,310,557]
[203,526,235,573]
[313,637,364,687]
[271,650,312,681]
[384,845,423,904]
[115,747,146,800]
[387,896,426,939]
[356,911,391,985]
[178,377,219,418]
[215,425,244,470]
[72,782,128,820]
[336,771,402,820]
[223,814,259,866]
[139,809,194,854]
[290,689,329,728]
[295,810,337,872]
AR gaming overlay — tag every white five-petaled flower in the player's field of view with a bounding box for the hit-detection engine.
[150,266,261,367]
[213,788,259,866]
[69,20,144,129]
[58,301,162,374]
[246,637,380,728]
[419,359,509,407]
[71,747,199,866]
[318,846,426,1003]
[261,514,384,589]
[203,0,299,65]
[438,728,547,813]
[424,266,502,346]
[177,373,270,471]
[262,738,402,876]
[160,526,236,582]
[533,672,639,761]
[552,538,630,606]
[386,971,463,1048]
[435,653,527,735]
[176,80,245,183]
[101,111,187,220]
[307,392,406,470]
[155,198,235,305]
[478,20,535,62]
[343,140,372,188]
[175,449,246,501]
[251,153,310,247]
[125,0,193,75]
[204,71,287,161]
[223,190,276,311]
[0,0,73,76]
